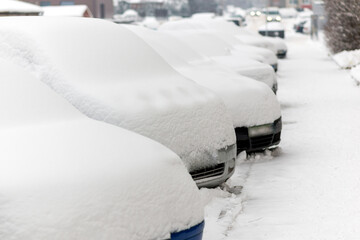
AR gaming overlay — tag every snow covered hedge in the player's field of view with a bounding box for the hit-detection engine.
[324,0,360,54]
[333,49,360,69]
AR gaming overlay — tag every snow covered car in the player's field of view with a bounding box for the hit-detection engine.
[159,18,279,71]
[158,28,278,91]
[129,26,282,153]
[175,18,288,59]
[259,22,286,39]
[263,7,282,22]
[0,17,236,188]
[0,58,205,240]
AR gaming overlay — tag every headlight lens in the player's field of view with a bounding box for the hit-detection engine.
[256,11,261,16]
[267,16,273,21]
[276,16,282,21]
[250,11,255,16]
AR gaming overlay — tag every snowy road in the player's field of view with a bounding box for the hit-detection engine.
[203,32,360,239]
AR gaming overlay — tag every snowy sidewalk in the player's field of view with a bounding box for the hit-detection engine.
[204,33,360,240]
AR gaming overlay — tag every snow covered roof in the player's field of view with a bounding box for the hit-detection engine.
[42,5,93,17]
[0,17,236,173]
[0,57,204,240]
[0,0,42,14]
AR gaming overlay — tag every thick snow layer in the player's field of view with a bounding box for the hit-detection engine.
[210,55,277,88]
[160,29,277,88]
[350,65,360,82]
[141,16,160,30]
[191,12,215,19]
[203,30,360,240]
[333,49,360,69]
[42,5,92,17]
[263,36,288,52]
[0,17,236,172]
[0,58,204,240]
[128,25,281,127]
[164,28,277,65]
[160,18,282,54]
[279,8,298,18]
[259,22,285,31]
[0,0,42,13]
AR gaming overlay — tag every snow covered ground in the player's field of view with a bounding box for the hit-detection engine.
[202,29,360,239]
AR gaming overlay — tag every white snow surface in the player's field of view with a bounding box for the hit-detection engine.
[128,25,281,127]
[0,58,204,240]
[201,27,360,240]
[0,0,42,13]
[160,29,277,88]
[0,17,236,172]
[141,16,160,30]
[279,8,298,18]
[263,36,288,52]
[333,49,360,69]
[259,22,285,31]
[350,64,360,83]
[160,18,284,54]
[42,5,92,17]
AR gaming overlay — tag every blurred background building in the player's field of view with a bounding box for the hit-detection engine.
[23,0,113,18]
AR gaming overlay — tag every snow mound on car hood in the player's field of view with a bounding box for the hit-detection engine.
[0,59,204,240]
[0,17,236,171]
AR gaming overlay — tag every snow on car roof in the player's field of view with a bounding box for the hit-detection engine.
[0,58,204,240]
[129,26,281,127]
[42,5,92,17]
[0,0,42,13]
[0,17,236,172]
[259,22,285,31]
[159,18,279,53]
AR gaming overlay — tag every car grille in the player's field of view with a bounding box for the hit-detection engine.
[190,163,225,181]
[250,134,274,149]
[235,126,281,154]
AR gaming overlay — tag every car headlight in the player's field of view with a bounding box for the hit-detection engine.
[267,16,273,22]
[256,11,261,16]
[250,11,255,16]
[248,124,274,137]
[276,16,282,21]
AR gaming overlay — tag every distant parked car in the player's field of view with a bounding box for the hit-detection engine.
[0,58,205,240]
[0,17,236,188]
[294,20,307,32]
[158,27,278,91]
[161,18,288,59]
[293,9,313,32]
[129,26,282,153]
[263,7,282,22]
[259,22,285,39]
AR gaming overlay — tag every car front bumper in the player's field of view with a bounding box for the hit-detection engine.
[170,221,205,240]
[271,63,278,72]
[190,144,236,188]
[277,49,287,59]
[235,117,282,154]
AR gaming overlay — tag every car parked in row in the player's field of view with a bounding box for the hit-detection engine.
[128,26,282,154]
[160,28,278,91]
[0,17,236,188]
[0,57,205,240]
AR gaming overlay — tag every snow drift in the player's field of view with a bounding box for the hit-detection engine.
[0,58,204,240]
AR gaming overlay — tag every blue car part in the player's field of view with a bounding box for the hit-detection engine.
[171,221,205,240]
